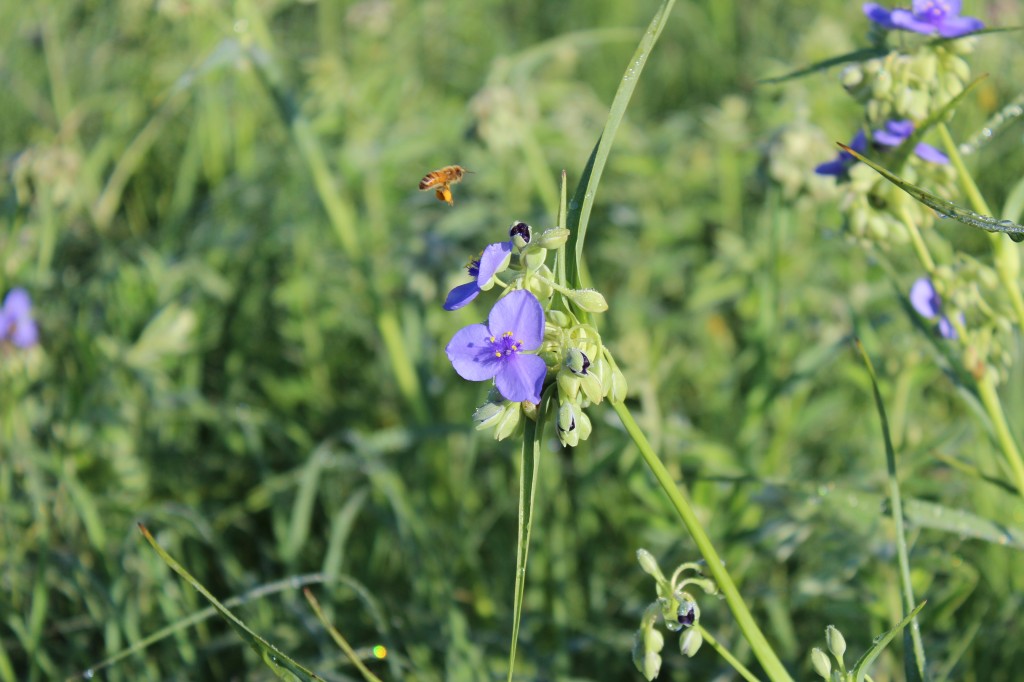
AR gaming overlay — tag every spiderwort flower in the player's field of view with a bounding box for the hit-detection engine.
[443,241,513,311]
[0,288,39,348]
[910,277,957,338]
[815,130,867,177]
[863,1,984,38]
[445,289,547,403]
[872,119,949,164]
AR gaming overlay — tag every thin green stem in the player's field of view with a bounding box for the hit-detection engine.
[696,624,761,682]
[976,376,1024,496]
[899,205,936,274]
[612,401,793,682]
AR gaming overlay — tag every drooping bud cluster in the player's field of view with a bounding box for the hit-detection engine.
[444,220,627,445]
[631,549,718,680]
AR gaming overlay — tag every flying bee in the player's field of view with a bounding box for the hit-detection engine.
[419,165,469,206]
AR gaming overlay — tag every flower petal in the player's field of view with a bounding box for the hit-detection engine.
[890,9,939,34]
[863,3,896,27]
[476,241,512,285]
[446,323,502,381]
[2,288,33,319]
[10,318,38,348]
[937,15,983,37]
[487,290,545,350]
[443,281,481,311]
[913,142,949,164]
[815,156,849,176]
[937,315,957,340]
[495,353,547,404]
[909,277,940,318]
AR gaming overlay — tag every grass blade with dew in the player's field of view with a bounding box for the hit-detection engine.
[507,388,551,681]
[565,0,679,290]
[855,340,928,682]
[138,524,324,681]
[302,588,383,682]
[840,143,1024,242]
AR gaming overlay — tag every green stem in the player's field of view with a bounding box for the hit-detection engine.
[696,624,761,682]
[612,401,793,682]
[899,205,936,274]
[976,376,1024,496]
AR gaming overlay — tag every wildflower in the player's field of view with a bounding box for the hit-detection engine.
[871,119,949,164]
[0,288,39,348]
[445,289,547,403]
[443,241,513,311]
[909,277,957,338]
[815,130,867,177]
[863,1,984,38]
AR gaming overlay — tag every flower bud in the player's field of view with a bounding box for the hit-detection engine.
[472,401,504,430]
[547,310,572,329]
[579,371,604,404]
[609,364,628,403]
[556,400,584,447]
[533,227,570,249]
[825,625,846,663]
[636,549,665,579]
[494,402,523,440]
[811,648,832,679]
[569,288,609,313]
[679,628,703,657]
[509,221,531,250]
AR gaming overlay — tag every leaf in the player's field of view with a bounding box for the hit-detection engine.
[565,0,678,290]
[840,143,1024,242]
[852,602,927,682]
[138,525,324,681]
[303,589,383,682]
[759,47,887,85]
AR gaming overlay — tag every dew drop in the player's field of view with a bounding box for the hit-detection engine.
[665,620,683,632]
[82,670,95,680]
[981,127,993,138]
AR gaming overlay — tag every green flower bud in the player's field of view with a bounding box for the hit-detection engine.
[679,628,703,657]
[547,310,572,328]
[825,625,846,663]
[811,648,832,680]
[636,549,665,579]
[556,369,580,402]
[534,227,570,249]
[609,364,628,403]
[569,288,609,313]
[494,402,523,440]
[580,371,604,404]
[557,401,586,447]
[840,64,863,91]
[472,401,504,430]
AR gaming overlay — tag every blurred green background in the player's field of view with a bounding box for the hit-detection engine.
[3,0,1024,679]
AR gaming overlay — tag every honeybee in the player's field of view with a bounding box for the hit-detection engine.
[419,165,468,206]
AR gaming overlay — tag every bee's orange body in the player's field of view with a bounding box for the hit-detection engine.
[419,165,468,206]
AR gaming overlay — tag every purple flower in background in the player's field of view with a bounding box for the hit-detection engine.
[872,119,949,164]
[864,1,984,38]
[0,288,39,348]
[910,277,957,339]
[445,290,547,403]
[443,241,513,311]
[815,130,868,177]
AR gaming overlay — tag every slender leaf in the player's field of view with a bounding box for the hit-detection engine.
[759,47,887,85]
[852,602,927,682]
[138,524,324,681]
[302,589,383,682]
[841,143,1024,241]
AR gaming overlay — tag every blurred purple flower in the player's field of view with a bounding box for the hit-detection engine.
[864,1,984,38]
[910,277,957,339]
[0,288,39,348]
[815,130,868,177]
[443,241,512,311]
[445,289,547,403]
[872,119,949,164]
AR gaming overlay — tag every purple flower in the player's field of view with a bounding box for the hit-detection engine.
[816,130,868,177]
[0,288,39,348]
[872,119,949,164]
[443,241,512,311]
[910,277,957,339]
[864,1,984,38]
[445,289,548,403]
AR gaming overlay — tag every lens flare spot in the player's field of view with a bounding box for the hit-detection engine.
[372,645,387,659]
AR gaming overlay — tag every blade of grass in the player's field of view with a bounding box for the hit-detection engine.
[855,340,928,682]
[138,524,324,681]
[852,602,927,682]
[565,0,678,290]
[507,389,551,681]
[302,588,384,682]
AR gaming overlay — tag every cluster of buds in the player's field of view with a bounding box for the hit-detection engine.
[810,625,849,680]
[631,549,718,680]
[444,220,626,445]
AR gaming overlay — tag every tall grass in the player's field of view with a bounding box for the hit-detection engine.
[2,0,1023,679]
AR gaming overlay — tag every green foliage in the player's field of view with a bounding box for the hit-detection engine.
[2,0,1024,680]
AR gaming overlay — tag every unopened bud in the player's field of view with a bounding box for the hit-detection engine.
[569,288,608,313]
[534,227,570,249]
[825,625,846,663]
[509,221,531,249]
[679,628,703,657]
[811,648,832,680]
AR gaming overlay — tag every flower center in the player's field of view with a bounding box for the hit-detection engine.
[465,252,483,278]
[918,1,947,21]
[490,330,523,359]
